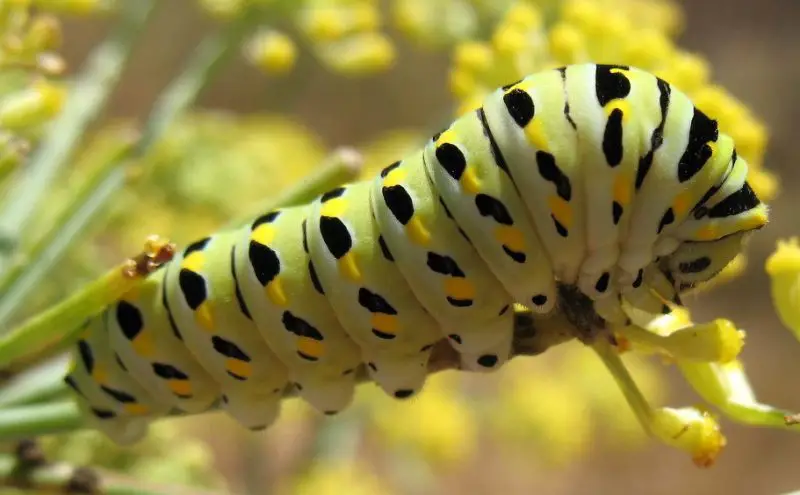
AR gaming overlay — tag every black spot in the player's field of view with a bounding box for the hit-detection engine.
[358,288,398,314]
[394,389,414,399]
[448,334,462,344]
[708,182,760,219]
[595,272,611,293]
[636,78,670,190]
[64,376,84,397]
[531,294,548,306]
[91,408,115,419]
[658,208,675,234]
[420,343,435,352]
[380,160,401,178]
[501,78,523,91]
[368,362,377,372]
[342,368,355,375]
[294,382,303,391]
[248,241,280,287]
[499,304,511,315]
[282,311,324,340]
[321,186,346,202]
[595,64,631,107]
[212,336,251,361]
[324,410,339,416]
[503,87,535,127]
[308,261,325,294]
[372,329,396,340]
[319,217,352,259]
[679,256,712,274]
[677,107,719,183]
[116,301,144,340]
[302,219,309,253]
[552,216,568,237]
[633,269,644,288]
[221,394,229,404]
[77,340,94,373]
[250,425,268,431]
[436,142,468,180]
[184,237,211,257]
[252,210,280,230]
[603,108,624,167]
[114,353,127,372]
[178,269,207,311]
[378,235,394,261]
[151,363,189,380]
[477,107,513,178]
[661,304,672,314]
[162,269,183,340]
[426,252,465,277]
[475,194,513,225]
[101,385,136,403]
[536,151,572,201]
[477,354,499,368]
[382,185,415,225]
[502,246,526,263]
[612,201,623,224]
[230,246,252,320]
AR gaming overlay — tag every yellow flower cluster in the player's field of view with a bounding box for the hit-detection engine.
[767,239,800,343]
[0,1,90,179]
[200,0,394,76]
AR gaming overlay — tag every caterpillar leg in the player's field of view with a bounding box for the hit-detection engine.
[290,373,357,415]
[364,350,432,399]
[65,316,168,444]
[218,392,282,431]
[444,311,514,372]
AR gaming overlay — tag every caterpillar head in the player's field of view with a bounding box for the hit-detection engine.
[660,178,768,294]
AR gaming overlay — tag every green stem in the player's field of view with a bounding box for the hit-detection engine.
[0,355,71,408]
[0,12,259,328]
[226,147,364,229]
[0,136,136,327]
[0,401,83,439]
[0,0,157,259]
[592,339,654,435]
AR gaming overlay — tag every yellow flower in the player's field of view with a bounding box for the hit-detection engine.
[244,29,297,75]
[766,238,800,341]
[0,78,65,130]
[282,461,393,495]
[366,373,477,467]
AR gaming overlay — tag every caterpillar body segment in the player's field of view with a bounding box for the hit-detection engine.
[371,155,516,372]
[234,205,362,415]
[108,270,219,414]
[64,63,768,442]
[163,232,289,430]
[306,181,441,399]
[423,103,558,316]
[65,317,162,444]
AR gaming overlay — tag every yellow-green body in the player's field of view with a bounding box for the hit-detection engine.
[64,64,768,444]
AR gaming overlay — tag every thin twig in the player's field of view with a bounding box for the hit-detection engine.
[0,237,174,370]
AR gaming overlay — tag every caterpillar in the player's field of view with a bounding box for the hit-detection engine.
[63,63,768,444]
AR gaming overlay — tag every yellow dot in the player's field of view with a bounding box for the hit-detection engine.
[226,359,253,379]
[168,379,193,397]
[444,277,475,301]
[297,337,324,359]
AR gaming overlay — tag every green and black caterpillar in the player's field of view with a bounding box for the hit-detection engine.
[63,63,768,444]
